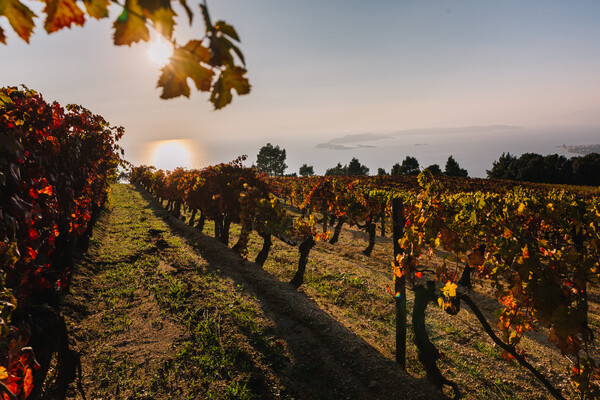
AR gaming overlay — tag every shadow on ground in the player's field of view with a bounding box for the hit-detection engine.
[135,185,442,400]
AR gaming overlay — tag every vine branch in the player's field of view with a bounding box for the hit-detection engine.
[459,293,566,400]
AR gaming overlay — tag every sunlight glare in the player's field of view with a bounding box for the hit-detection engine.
[152,140,191,171]
[148,36,173,66]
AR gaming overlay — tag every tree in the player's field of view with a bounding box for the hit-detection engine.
[572,153,600,186]
[487,152,517,180]
[299,164,315,177]
[391,156,420,176]
[377,168,388,176]
[325,162,346,176]
[0,0,250,108]
[444,156,468,177]
[542,154,572,184]
[424,164,442,175]
[347,157,369,176]
[256,143,287,176]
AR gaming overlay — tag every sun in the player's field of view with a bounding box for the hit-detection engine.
[152,140,191,171]
[148,36,173,66]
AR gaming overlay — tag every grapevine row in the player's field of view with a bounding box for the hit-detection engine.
[0,86,124,399]
[132,166,600,398]
[275,174,600,398]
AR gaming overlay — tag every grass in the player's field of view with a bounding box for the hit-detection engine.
[65,184,295,399]
[64,184,583,400]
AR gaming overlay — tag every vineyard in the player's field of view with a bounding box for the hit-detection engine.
[2,87,600,399]
[125,162,600,399]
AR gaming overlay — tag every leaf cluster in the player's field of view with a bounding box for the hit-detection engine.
[0,85,123,398]
[399,173,600,397]
[0,0,250,108]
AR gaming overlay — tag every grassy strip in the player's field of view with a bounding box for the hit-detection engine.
[66,184,294,399]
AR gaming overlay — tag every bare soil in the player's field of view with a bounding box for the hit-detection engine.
[61,184,593,399]
[62,184,439,399]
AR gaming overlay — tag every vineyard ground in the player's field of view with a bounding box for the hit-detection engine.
[61,184,591,399]
[61,184,437,399]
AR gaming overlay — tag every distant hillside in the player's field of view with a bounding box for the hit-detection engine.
[559,144,600,155]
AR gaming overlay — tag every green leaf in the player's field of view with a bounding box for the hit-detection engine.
[157,47,214,99]
[0,0,36,43]
[210,66,250,109]
[83,0,109,19]
[43,0,86,33]
[113,0,149,46]
[215,20,239,41]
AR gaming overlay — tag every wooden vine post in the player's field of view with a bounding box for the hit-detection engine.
[392,197,406,369]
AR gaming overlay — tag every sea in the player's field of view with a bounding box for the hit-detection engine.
[201,125,599,179]
[283,125,600,179]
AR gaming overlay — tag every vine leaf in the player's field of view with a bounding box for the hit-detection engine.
[0,0,36,43]
[215,20,239,41]
[157,46,214,98]
[113,0,149,45]
[442,281,457,298]
[147,7,176,38]
[210,66,250,109]
[139,0,176,39]
[178,0,193,24]
[83,0,109,19]
[43,0,85,32]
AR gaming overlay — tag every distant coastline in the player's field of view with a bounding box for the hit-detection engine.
[559,144,600,155]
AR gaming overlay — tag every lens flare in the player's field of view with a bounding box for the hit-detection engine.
[148,36,173,66]
[152,140,191,171]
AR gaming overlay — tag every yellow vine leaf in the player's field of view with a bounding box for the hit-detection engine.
[437,297,446,310]
[442,281,457,298]
[0,0,36,43]
[113,0,149,46]
[43,0,85,33]
[139,0,176,39]
[83,0,109,19]
[210,66,250,109]
[157,47,214,98]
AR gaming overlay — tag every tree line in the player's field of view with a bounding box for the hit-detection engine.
[487,152,600,186]
[253,143,600,186]
[253,144,469,178]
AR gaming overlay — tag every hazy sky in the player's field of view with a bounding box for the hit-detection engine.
[2,0,600,176]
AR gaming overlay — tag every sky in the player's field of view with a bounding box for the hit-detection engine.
[2,0,600,177]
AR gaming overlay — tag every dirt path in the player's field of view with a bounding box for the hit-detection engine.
[62,184,440,400]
